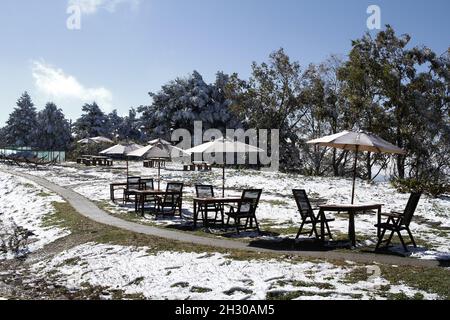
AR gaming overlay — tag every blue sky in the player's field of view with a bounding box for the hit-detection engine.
[0,0,449,125]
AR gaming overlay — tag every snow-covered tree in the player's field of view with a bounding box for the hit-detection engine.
[107,109,123,139]
[73,102,110,139]
[139,71,240,138]
[36,102,72,151]
[3,92,38,147]
[117,108,143,142]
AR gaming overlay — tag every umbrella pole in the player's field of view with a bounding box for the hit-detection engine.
[126,157,129,178]
[158,160,161,190]
[351,146,359,204]
[222,164,225,198]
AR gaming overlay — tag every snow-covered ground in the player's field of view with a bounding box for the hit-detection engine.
[9,161,448,261]
[0,165,448,300]
[32,242,439,300]
[0,171,70,260]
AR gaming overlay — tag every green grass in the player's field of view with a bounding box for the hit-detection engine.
[42,201,450,300]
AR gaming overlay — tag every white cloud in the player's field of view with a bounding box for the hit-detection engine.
[32,61,113,110]
[67,0,141,15]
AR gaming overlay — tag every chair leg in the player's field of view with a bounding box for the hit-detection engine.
[296,221,305,239]
[253,215,261,234]
[375,228,387,250]
[325,221,333,239]
[386,231,395,247]
[406,227,417,248]
[397,231,408,252]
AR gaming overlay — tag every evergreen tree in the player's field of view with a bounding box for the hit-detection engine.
[73,102,110,139]
[117,108,143,142]
[36,102,72,151]
[4,92,38,148]
[107,109,124,139]
[139,71,239,139]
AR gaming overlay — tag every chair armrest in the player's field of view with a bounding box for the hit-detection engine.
[380,212,403,218]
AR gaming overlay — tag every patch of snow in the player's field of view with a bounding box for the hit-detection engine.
[32,243,440,300]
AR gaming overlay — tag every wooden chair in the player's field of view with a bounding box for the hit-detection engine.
[139,178,157,213]
[225,189,262,234]
[293,189,334,239]
[195,185,223,226]
[155,182,184,217]
[375,192,422,252]
[123,176,141,204]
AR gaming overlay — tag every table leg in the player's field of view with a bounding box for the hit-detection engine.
[349,211,356,247]
[141,194,145,216]
[377,206,381,239]
[134,194,138,213]
[320,209,325,242]
[110,185,114,202]
[193,201,198,229]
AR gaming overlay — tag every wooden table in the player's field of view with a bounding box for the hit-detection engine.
[109,182,145,202]
[318,203,383,246]
[132,189,183,216]
[193,197,243,229]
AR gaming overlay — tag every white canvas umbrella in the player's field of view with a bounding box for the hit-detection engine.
[100,143,143,177]
[78,136,114,144]
[307,131,406,204]
[128,142,190,189]
[186,137,264,197]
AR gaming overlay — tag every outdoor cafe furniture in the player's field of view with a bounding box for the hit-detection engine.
[144,159,167,168]
[293,189,334,239]
[110,177,145,202]
[224,189,263,234]
[375,192,422,252]
[195,185,223,227]
[123,176,142,204]
[193,196,244,229]
[132,182,184,217]
[192,189,263,233]
[183,162,212,172]
[317,203,383,247]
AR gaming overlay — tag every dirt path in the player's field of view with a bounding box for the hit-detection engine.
[1,168,444,268]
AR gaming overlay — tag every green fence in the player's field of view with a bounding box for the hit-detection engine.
[0,148,66,162]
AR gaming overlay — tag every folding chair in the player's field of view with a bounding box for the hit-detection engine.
[155,182,184,217]
[225,189,262,234]
[195,185,223,226]
[292,189,334,239]
[375,192,422,252]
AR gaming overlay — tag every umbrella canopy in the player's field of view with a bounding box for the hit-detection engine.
[78,136,114,144]
[100,143,143,156]
[148,138,172,146]
[186,137,264,197]
[128,143,190,159]
[187,137,263,154]
[307,131,406,155]
[128,142,191,189]
[99,143,143,177]
[307,131,406,204]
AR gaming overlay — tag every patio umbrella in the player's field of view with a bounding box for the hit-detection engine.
[307,130,406,204]
[128,141,190,189]
[77,136,114,144]
[186,137,264,197]
[100,143,143,177]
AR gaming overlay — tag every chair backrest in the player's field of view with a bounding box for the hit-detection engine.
[195,185,215,198]
[127,176,141,189]
[140,178,154,190]
[292,189,315,220]
[403,192,422,227]
[238,189,262,214]
[164,182,184,204]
